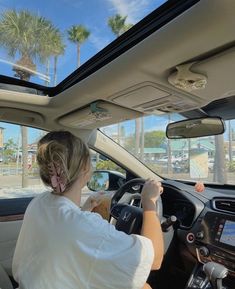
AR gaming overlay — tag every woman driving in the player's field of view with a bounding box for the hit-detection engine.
[13,131,164,289]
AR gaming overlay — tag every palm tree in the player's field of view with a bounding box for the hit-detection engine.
[214,134,227,183]
[51,31,65,86]
[39,26,65,86]
[67,25,90,67]
[228,120,233,162]
[0,10,59,187]
[107,14,133,37]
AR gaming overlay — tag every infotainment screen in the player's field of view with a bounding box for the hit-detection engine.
[219,220,235,247]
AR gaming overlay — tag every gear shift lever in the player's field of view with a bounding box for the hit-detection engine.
[203,262,228,289]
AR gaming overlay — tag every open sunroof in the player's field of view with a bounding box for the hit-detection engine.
[0,0,166,86]
[0,0,199,96]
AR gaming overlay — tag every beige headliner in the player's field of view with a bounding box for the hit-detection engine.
[0,0,234,144]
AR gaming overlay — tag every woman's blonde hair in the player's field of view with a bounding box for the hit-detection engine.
[37,131,90,194]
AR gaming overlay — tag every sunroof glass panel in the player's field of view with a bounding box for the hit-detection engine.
[0,0,167,87]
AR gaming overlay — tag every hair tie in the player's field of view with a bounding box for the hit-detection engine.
[48,162,66,193]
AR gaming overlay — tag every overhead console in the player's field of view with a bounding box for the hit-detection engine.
[108,81,205,114]
[108,46,235,116]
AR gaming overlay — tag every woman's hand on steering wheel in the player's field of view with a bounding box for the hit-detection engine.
[141,179,163,210]
[110,178,164,235]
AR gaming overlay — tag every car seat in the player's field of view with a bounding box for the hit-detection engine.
[0,264,14,289]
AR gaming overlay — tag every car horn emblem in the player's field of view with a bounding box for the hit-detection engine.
[122,211,131,222]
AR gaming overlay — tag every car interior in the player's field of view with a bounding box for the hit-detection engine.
[0,0,235,288]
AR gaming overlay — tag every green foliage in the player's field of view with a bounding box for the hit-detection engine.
[227,161,235,172]
[3,138,17,161]
[96,160,125,174]
[122,130,166,153]
[107,14,133,37]
[144,131,166,148]
[39,27,65,63]
[0,9,65,81]
[67,25,90,44]
[122,135,135,153]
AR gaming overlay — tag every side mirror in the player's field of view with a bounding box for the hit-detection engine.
[166,117,225,139]
[87,170,125,191]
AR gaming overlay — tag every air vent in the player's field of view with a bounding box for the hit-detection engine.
[212,199,235,214]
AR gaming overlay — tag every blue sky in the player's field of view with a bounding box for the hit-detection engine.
[0,0,167,85]
[0,122,43,144]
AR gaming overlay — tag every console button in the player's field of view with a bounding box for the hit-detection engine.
[199,246,210,257]
[186,233,195,243]
[196,231,204,240]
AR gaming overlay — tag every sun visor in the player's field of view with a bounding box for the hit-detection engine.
[58,101,142,129]
[0,107,44,126]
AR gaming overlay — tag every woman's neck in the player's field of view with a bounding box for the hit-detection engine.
[63,179,83,207]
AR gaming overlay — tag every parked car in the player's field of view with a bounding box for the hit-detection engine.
[0,1,234,289]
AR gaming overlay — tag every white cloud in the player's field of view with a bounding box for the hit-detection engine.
[107,0,153,23]
[89,34,110,51]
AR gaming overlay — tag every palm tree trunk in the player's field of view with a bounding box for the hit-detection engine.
[77,43,80,67]
[188,139,191,173]
[117,123,121,144]
[214,134,227,183]
[228,120,233,162]
[140,117,144,161]
[135,119,141,157]
[45,59,50,86]
[21,126,28,187]
[19,72,29,188]
[167,114,172,175]
[53,56,58,86]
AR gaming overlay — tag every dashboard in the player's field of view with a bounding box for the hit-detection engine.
[184,207,235,275]
[161,181,235,283]
[161,186,198,228]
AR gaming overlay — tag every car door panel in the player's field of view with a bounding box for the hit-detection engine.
[0,221,22,275]
[0,198,32,275]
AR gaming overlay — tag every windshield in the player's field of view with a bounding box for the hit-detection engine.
[0,0,167,87]
[101,114,235,185]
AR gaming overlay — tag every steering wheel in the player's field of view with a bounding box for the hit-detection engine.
[110,178,163,235]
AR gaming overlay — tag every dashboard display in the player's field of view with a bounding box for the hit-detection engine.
[219,220,235,247]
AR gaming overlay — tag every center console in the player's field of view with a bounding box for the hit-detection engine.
[180,209,235,288]
[194,212,235,273]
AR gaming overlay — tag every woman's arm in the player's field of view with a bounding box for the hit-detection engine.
[141,180,164,270]
[142,283,152,289]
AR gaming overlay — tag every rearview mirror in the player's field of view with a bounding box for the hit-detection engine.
[166,117,225,139]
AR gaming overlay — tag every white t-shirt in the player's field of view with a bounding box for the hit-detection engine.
[13,192,154,289]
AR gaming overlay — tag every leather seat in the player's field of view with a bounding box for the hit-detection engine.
[0,264,14,289]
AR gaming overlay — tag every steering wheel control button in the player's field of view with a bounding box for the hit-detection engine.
[196,231,204,240]
[199,246,210,257]
[186,233,195,243]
